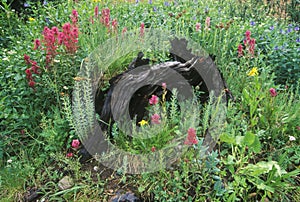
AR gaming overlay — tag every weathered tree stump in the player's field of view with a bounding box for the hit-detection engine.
[95,38,230,133]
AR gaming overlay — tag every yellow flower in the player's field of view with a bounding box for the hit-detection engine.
[138,120,148,126]
[247,67,258,76]
[28,17,35,22]
[92,0,101,2]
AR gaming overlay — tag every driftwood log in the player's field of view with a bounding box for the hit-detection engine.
[95,38,230,133]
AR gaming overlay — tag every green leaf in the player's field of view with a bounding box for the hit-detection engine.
[249,136,261,153]
[220,133,235,144]
[240,161,283,177]
[243,131,255,145]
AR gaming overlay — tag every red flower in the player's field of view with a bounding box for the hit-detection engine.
[269,88,277,97]
[28,80,35,88]
[162,82,167,90]
[71,139,80,149]
[151,114,161,124]
[149,95,159,105]
[66,152,73,158]
[151,146,156,152]
[184,128,198,145]
[238,44,243,57]
[24,54,31,64]
[94,6,99,18]
[140,22,145,37]
[112,19,118,33]
[195,22,201,32]
[245,30,251,41]
[33,39,41,50]
[25,68,32,79]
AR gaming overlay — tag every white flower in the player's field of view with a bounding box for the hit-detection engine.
[7,159,12,163]
[289,136,296,141]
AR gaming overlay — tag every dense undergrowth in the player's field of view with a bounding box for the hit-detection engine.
[0,0,299,201]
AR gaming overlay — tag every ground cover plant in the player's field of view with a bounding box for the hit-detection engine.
[0,0,299,201]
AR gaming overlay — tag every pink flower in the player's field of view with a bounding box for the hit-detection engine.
[101,8,110,28]
[112,19,118,33]
[66,152,73,158]
[184,128,198,145]
[269,88,277,97]
[94,6,99,18]
[162,82,167,90]
[151,113,161,124]
[149,95,159,105]
[151,146,156,152]
[296,126,300,130]
[245,30,251,41]
[195,22,201,31]
[71,139,80,148]
[51,26,59,35]
[71,9,78,24]
[238,44,243,57]
[205,17,210,30]
[24,54,31,64]
[140,22,145,37]
[33,39,41,50]
[289,136,296,141]
[72,9,78,18]
[249,38,255,56]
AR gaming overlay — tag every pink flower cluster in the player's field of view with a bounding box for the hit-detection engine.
[40,9,79,66]
[100,8,110,28]
[24,10,79,89]
[151,113,161,124]
[24,54,40,89]
[238,30,256,57]
[91,7,119,34]
[149,95,159,105]
[184,128,198,145]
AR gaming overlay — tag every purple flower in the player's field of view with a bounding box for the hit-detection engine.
[295,27,299,31]
[296,38,300,43]
[288,24,293,27]
[274,46,279,50]
[164,1,170,6]
[24,2,30,7]
[250,21,255,26]
[280,29,285,34]
[153,6,157,12]
[43,0,47,5]
[286,28,292,33]
[45,17,50,24]
[149,0,152,4]
[269,26,274,30]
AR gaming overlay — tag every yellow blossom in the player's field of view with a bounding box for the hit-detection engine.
[92,0,101,2]
[28,17,35,22]
[138,120,148,126]
[247,67,258,76]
